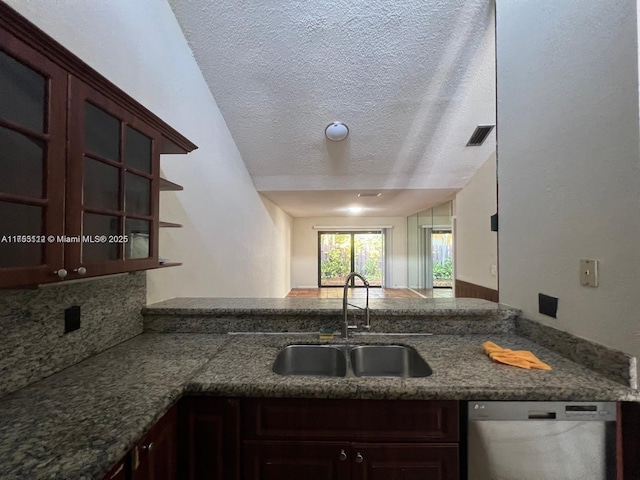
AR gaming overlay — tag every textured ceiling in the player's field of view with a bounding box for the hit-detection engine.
[169,0,496,217]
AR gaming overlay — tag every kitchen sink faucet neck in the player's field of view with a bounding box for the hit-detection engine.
[342,272,370,339]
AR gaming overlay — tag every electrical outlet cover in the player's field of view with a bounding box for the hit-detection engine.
[64,306,81,333]
[580,259,598,287]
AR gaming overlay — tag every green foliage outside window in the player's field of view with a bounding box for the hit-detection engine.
[433,258,453,279]
[321,248,350,279]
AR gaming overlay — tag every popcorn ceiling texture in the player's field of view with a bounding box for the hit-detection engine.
[169,0,497,203]
[0,273,145,398]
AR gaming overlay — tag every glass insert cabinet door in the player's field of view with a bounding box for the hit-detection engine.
[65,77,160,276]
[0,30,67,287]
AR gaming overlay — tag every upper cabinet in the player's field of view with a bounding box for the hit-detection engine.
[0,3,197,288]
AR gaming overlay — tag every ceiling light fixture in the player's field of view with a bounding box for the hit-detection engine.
[325,122,349,141]
[357,193,382,198]
[348,206,363,214]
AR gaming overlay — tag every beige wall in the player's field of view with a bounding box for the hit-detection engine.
[496,0,640,383]
[292,217,407,288]
[6,0,293,302]
[455,153,497,290]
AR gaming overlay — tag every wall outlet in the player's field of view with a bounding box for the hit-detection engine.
[64,306,81,333]
[580,259,598,287]
[490,264,497,276]
[538,293,558,318]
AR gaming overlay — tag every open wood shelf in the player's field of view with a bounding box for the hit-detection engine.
[159,221,182,228]
[154,262,182,269]
[159,177,183,191]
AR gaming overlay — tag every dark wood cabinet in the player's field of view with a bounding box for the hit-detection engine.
[104,398,460,480]
[242,398,459,442]
[239,398,459,480]
[66,76,161,277]
[243,442,458,480]
[103,459,128,480]
[177,397,241,480]
[351,443,458,480]
[0,19,67,287]
[131,405,178,480]
[0,3,196,288]
[243,441,350,480]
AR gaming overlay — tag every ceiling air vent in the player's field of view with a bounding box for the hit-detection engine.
[466,125,495,146]
[357,193,382,198]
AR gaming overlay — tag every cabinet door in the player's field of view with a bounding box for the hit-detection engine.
[102,458,128,480]
[243,441,350,480]
[0,26,66,287]
[66,76,160,279]
[351,444,459,480]
[132,406,177,480]
[178,397,240,480]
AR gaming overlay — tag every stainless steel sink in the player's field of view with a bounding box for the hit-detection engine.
[272,345,347,377]
[349,345,432,377]
[272,344,431,378]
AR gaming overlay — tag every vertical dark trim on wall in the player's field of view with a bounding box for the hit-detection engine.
[493,0,500,299]
[455,279,499,303]
[618,401,640,479]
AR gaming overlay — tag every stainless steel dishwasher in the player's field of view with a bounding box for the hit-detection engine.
[468,401,617,480]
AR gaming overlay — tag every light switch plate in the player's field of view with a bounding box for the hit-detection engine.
[580,259,598,287]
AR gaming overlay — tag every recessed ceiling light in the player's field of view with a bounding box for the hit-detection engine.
[357,192,381,198]
[325,122,349,141]
[348,206,363,214]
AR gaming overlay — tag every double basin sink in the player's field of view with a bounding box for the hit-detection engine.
[273,344,432,378]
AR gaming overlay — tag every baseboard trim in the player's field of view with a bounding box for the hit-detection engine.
[454,279,499,303]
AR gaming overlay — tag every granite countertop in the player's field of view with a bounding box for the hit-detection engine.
[187,333,639,401]
[0,334,228,480]
[143,296,518,317]
[1,331,638,479]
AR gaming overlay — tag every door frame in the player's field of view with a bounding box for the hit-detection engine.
[317,231,383,288]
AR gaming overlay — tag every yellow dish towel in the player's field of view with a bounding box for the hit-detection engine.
[482,341,552,370]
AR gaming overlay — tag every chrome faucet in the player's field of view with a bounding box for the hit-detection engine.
[341,272,370,339]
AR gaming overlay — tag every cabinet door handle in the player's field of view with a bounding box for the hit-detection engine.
[355,452,364,464]
[54,269,68,279]
[141,441,154,452]
[339,449,347,461]
[73,266,87,275]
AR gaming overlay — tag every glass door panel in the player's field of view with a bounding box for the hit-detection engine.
[354,233,383,287]
[319,233,351,286]
[124,172,151,215]
[82,213,119,262]
[0,127,44,198]
[0,49,45,132]
[83,157,120,210]
[0,38,65,286]
[125,218,150,259]
[0,201,44,268]
[431,231,453,288]
[84,102,120,161]
[125,126,152,173]
[319,231,384,287]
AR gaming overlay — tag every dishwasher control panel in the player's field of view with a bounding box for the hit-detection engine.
[468,401,617,421]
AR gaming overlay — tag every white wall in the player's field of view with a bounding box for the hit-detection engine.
[292,217,407,288]
[455,153,497,290]
[6,0,293,302]
[496,0,640,374]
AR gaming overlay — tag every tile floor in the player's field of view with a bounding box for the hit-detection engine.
[286,287,454,299]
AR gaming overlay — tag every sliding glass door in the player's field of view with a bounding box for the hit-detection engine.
[318,231,383,287]
[431,230,453,288]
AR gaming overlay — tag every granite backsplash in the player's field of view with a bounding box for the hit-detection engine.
[0,273,145,398]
